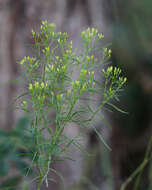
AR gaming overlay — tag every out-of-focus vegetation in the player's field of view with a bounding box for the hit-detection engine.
[0,117,35,190]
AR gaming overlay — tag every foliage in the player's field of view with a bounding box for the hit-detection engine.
[17,20,126,189]
[0,117,35,190]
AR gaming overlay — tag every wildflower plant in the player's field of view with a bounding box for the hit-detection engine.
[18,21,127,189]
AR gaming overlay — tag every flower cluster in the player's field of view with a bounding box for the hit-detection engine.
[102,66,127,100]
[81,27,105,48]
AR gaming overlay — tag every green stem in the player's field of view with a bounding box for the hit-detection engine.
[37,177,43,190]
[133,136,152,190]
[121,136,152,190]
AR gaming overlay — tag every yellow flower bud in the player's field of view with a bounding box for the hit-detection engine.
[23,101,27,105]
[32,29,35,37]
[29,83,33,90]
[41,82,45,89]
[67,89,72,96]
[50,65,54,71]
[34,81,39,88]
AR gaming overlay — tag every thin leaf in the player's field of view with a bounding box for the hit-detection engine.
[92,126,111,151]
[107,102,128,114]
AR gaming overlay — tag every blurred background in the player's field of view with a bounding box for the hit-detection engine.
[0,0,152,190]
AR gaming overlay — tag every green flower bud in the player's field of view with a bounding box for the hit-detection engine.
[48,23,56,30]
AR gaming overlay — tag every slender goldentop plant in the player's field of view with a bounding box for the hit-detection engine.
[18,21,126,189]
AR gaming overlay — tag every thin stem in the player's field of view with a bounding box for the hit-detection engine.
[121,136,152,190]
[120,159,148,190]
[37,177,43,190]
[133,136,152,190]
